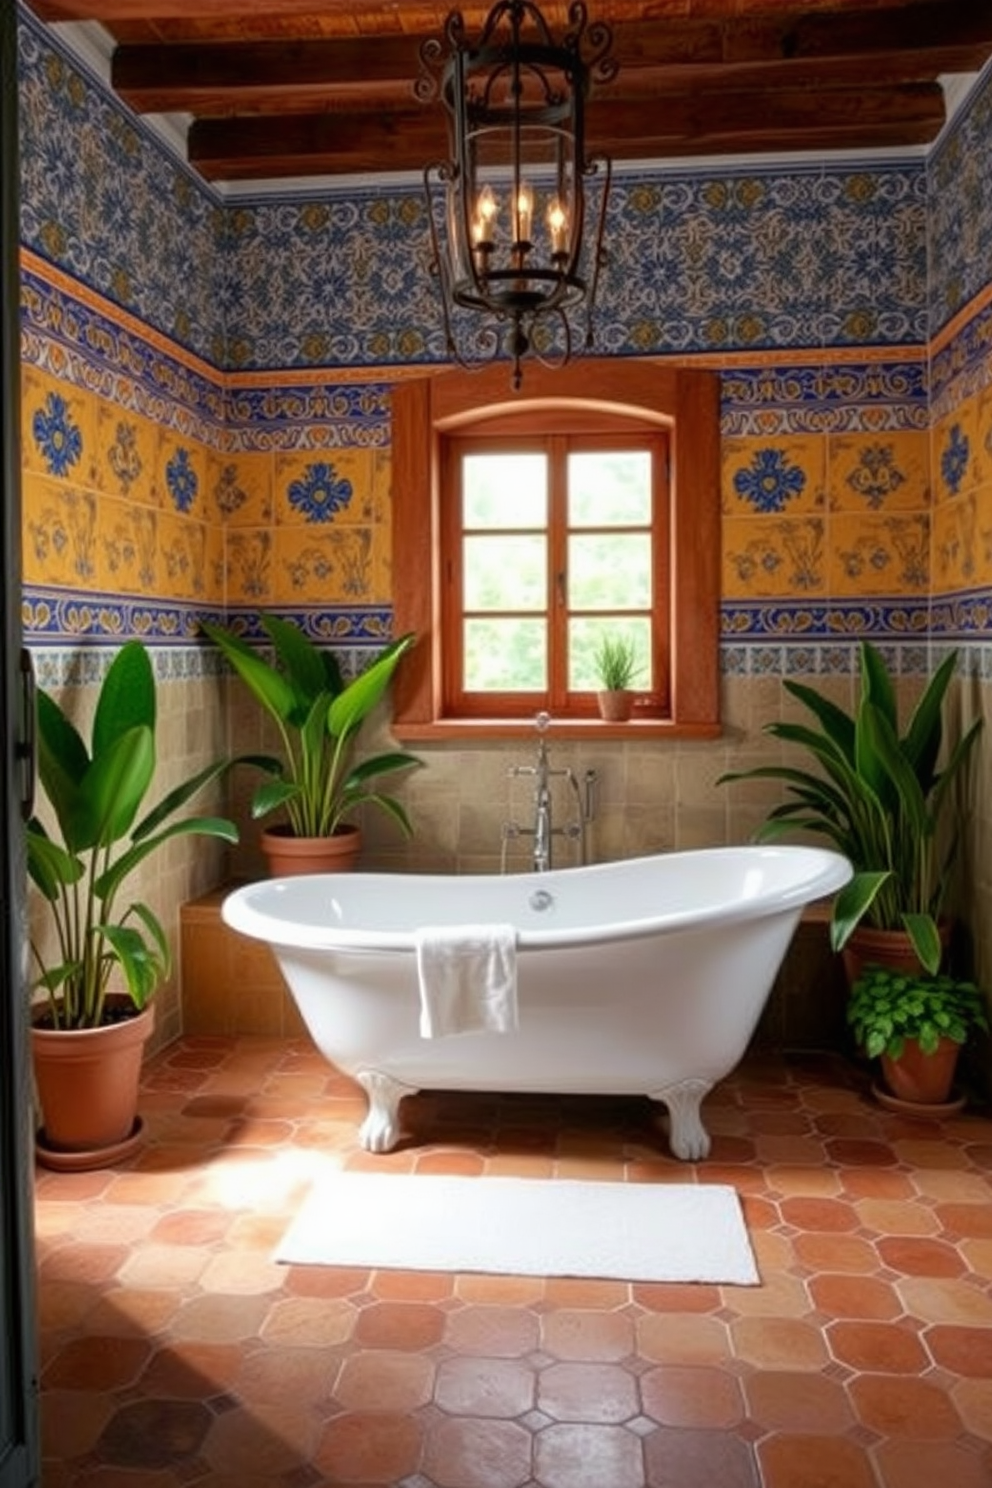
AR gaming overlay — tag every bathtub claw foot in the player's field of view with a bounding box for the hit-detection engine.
[355,1069,418,1153]
[649,1078,713,1161]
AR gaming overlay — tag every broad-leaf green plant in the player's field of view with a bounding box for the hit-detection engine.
[202,618,421,840]
[719,642,982,974]
[847,963,988,1061]
[28,640,241,1030]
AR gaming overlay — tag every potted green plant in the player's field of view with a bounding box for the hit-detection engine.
[592,633,640,722]
[718,641,982,977]
[201,617,421,875]
[846,962,988,1110]
[28,639,241,1167]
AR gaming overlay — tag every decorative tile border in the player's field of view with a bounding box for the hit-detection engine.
[20,256,225,436]
[223,381,392,451]
[720,357,928,436]
[23,586,394,650]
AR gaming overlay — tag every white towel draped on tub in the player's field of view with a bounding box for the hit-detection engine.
[416,923,519,1038]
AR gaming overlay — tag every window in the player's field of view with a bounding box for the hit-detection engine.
[391,359,720,739]
[445,430,669,717]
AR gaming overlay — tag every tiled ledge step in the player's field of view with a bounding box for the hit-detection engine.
[181,886,846,1048]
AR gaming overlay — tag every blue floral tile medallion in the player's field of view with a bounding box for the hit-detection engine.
[288,462,354,523]
[32,391,82,477]
[166,448,199,512]
[940,423,969,496]
[733,448,807,512]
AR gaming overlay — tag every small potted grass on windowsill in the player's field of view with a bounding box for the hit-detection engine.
[592,634,639,722]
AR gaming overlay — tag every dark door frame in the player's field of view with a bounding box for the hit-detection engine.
[0,2,41,1483]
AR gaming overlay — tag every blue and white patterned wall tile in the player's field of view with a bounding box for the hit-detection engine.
[929,60,992,339]
[19,5,930,376]
[17,6,225,367]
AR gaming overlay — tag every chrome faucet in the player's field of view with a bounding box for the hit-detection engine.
[502,712,596,872]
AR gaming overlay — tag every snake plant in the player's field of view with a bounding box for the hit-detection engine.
[719,641,982,974]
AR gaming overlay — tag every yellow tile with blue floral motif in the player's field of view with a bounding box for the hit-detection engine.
[156,510,210,603]
[369,447,392,527]
[829,511,929,596]
[225,529,273,604]
[828,430,929,513]
[722,515,825,598]
[92,402,159,506]
[97,495,158,595]
[154,428,209,518]
[271,525,374,604]
[969,383,992,495]
[932,411,975,504]
[21,367,96,487]
[368,521,392,604]
[934,483,992,592]
[22,472,98,588]
[273,448,374,527]
[721,435,825,517]
[209,450,274,526]
[202,517,226,604]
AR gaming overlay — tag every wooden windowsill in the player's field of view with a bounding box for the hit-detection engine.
[394,717,725,743]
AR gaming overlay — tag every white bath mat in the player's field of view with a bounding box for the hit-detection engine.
[275,1172,759,1285]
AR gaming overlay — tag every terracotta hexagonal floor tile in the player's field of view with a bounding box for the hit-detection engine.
[644,1424,759,1488]
[757,1433,876,1488]
[924,1324,992,1377]
[847,1374,964,1438]
[640,1364,745,1428]
[743,1369,854,1433]
[826,1319,930,1373]
[434,1356,536,1418]
[423,1415,533,1488]
[808,1273,902,1320]
[443,1303,541,1357]
[540,1308,636,1362]
[534,1421,645,1488]
[334,1348,435,1412]
[313,1409,425,1483]
[538,1361,640,1424]
[353,1300,448,1351]
[730,1316,830,1371]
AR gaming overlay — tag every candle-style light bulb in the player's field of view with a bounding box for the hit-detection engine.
[514,180,533,245]
[547,198,568,256]
[475,184,497,245]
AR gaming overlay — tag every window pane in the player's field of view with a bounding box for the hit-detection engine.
[568,533,651,608]
[569,617,653,690]
[568,451,652,526]
[464,534,546,610]
[464,619,547,690]
[463,454,547,528]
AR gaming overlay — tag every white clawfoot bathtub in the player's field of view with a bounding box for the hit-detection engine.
[223,846,851,1160]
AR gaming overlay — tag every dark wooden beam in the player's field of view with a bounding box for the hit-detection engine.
[112,5,992,116]
[189,82,946,180]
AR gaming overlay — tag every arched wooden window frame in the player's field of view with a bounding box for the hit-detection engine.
[391,358,721,740]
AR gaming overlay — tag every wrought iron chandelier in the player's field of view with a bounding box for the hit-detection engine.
[418,0,617,389]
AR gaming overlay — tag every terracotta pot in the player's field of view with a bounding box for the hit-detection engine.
[879,1035,961,1107]
[597,689,632,722]
[32,996,154,1165]
[841,921,953,988]
[260,822,362,877]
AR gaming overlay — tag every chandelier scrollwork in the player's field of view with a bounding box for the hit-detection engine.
[419,0,616,389]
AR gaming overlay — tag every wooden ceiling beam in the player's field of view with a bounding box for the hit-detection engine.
[112,3,992,116]
[188,82,946,180]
